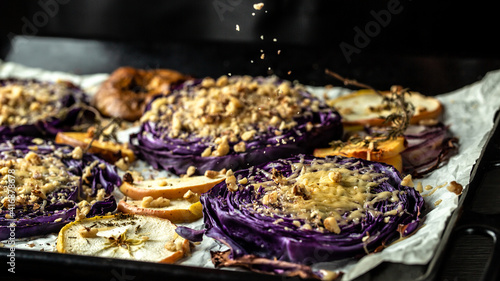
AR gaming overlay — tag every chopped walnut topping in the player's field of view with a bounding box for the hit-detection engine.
[204,170,219,179]
[212,136,230,157]
[76,200,91,221]
[24,151,42,165]
[115,157,130,171]
[1,151,78,207]
[226,175,238,192]
[142,76,318,154]
[0,80,81,126]
[186,166,197,177]
[165,236,187,252]
[32,138,44,145]
[241,130,256,141]
[447,181,463,195]
[225,170,238,192]
[165,241,177,252]
[201,77,215,88]
[262,190,278,206]
[300,223,312,231]
[201,147,212,157]
[183,190,200,203]
[82,160,100,185]
[233,141,246,153]
[157,179,169,186]
[123,172,134,184]
[401,175,414,187]
[95,188,106,201]
[323,217,341,234]
[305,122,314,132]
[141,196,170,208]
[71,146,83,160]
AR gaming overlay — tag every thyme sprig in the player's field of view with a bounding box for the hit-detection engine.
[325,69,415,142]
[83,117,122,155]
[381,85,415,141]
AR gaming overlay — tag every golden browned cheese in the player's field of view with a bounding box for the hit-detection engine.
[252,159,403,233]
[0,151,79,208]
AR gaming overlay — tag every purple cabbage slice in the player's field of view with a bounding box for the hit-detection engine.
[131,76,343,175]
[0,135,121,240]
[201,155,424,265]
[401,123,459,177]
[366,123,459,177]
[0,78,93,137]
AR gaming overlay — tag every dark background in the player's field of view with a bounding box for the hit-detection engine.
[1,0,499,94]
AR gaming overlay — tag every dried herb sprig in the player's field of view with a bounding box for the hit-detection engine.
[325,69,415,141]
[381,85,415,141]
[83,117,122,155]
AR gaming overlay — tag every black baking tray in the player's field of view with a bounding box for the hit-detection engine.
[1,1,500,279]
[0,36,499,281]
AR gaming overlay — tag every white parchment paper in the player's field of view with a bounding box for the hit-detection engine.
[2,60,500,280]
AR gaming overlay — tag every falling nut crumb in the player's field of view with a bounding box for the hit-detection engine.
[253,3,264,10]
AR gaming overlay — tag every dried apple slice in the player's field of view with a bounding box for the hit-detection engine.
[117,198,203,223]
[55,130,135,163]
[120,175,225,200]
[328,89,442,126]
[313,136,406,161]
[56,214,189,263]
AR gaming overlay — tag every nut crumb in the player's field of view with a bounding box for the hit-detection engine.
[183,190,200,203]
[123,172,134,184]
[141,196,170,208]
[323,217,341,234]
[401,175,414,187]
[115,157,130,171]
[186,166,196,177]
[447,181,463,195]
[204,170,219,179]
[253,3,264,10]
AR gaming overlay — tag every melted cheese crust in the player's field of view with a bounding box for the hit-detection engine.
[0,149,79,208]
[250,159,402,232]
[0,80,78,126]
